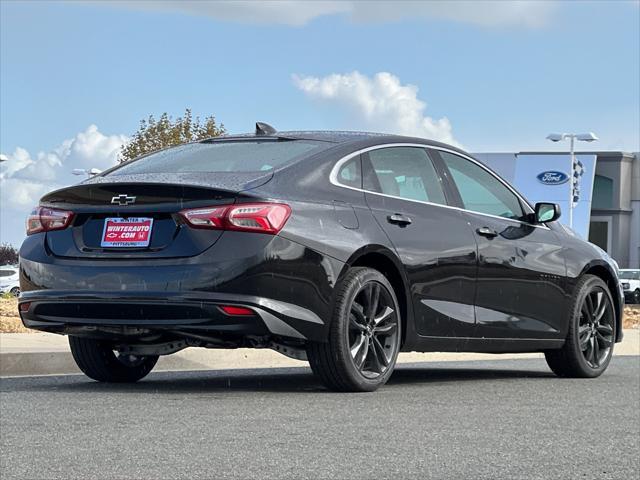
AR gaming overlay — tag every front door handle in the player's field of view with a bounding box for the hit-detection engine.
[476,227,499,238]
[388,213,412,226]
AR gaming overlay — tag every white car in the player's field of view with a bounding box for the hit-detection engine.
[0,266,20,296]
[620,269,640,304]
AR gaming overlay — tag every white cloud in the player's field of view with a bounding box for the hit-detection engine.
[348,1,556,28]
[0,125,128,246]
[105,0,348,27]
[293,71,459,146]
[106,0,556,28]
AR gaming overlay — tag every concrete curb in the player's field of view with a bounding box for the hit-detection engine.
[1,330,638,377]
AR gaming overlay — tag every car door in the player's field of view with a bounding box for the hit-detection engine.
[434,149,567,339]
[361,146,478,338]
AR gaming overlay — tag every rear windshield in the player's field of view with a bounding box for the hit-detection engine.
[108,140,328,175]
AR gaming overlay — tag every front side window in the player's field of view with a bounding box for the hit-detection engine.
[439,151,525,220]
[363,147,446,205]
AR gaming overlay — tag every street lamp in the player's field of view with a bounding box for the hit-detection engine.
[546,132,598,229]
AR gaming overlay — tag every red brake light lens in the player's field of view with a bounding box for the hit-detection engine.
[26,207,74,235]
[219,305,255,316]
[180,206,227,229]
[180,202,291,234]
[226,204,291,233]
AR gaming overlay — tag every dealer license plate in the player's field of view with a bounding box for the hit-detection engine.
[101,217,153,248]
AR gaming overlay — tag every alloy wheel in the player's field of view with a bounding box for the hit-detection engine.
[578,287,614,368]
[347,281,399,379]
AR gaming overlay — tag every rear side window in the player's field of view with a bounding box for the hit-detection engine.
[337,157,362,189]
[363,147,446,205]
[439,151,525,220]
[109,140,329,175]
[0,270,15,277]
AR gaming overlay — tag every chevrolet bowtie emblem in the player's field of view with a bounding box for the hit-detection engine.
[111,194,137,206]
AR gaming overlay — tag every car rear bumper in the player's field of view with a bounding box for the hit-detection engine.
[18,231,346,344]
[19,290,326,342]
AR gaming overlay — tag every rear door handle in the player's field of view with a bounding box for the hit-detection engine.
[476,227,498,238]
[388,214,412,226]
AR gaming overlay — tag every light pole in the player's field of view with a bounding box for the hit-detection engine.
[546,132,598,229]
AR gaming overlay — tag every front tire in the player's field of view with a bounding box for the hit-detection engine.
[9,287,19,297]
[545,275,616,378]
[69,336,158,383]
[307,267,401,392]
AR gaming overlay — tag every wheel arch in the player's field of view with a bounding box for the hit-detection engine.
[342,246,414,348]
[580,261,623,342]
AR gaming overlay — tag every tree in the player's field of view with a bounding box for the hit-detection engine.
[119,109,225,163]
[0,243,19,265]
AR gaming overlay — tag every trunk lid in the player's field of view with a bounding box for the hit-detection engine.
[40,172,272,259]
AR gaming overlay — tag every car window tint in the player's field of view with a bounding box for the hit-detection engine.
[337,157,361,188]
[0,270,14,277]
[109,140,330,175]
[363,147,446,205]
[440,151,524,220]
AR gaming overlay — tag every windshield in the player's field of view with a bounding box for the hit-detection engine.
[108,140,329,176]
[619,270,640,280]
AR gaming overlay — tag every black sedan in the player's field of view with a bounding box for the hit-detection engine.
[18,124,625,391]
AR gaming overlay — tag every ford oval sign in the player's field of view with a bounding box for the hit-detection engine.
[537,171,569,185]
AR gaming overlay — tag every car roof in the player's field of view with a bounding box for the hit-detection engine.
[205,130,468,155]
[95,130,471,182]
[207,130,388,143]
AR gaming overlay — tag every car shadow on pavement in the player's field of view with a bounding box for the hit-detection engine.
[390,363,554,386]
[2,361,555,394]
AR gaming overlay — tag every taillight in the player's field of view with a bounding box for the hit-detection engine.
[227,204,291,233]
[180,206,227,229]
[26,206,74,235]
[180,202,291,235]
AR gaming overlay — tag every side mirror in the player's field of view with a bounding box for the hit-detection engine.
[534,202,561,223]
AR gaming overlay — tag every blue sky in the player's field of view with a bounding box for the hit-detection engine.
[1,0,639,246]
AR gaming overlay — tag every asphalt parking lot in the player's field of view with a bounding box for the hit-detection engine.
[1,357,639,480]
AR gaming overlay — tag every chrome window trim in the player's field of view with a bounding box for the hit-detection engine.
[329,143,551,230]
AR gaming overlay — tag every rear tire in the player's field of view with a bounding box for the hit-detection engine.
[10,287,19,297]
[69,336,158,383]
[307,267,401,392]
[545,275,616,378]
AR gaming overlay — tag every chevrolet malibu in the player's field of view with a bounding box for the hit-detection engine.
[18,125,624,391]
